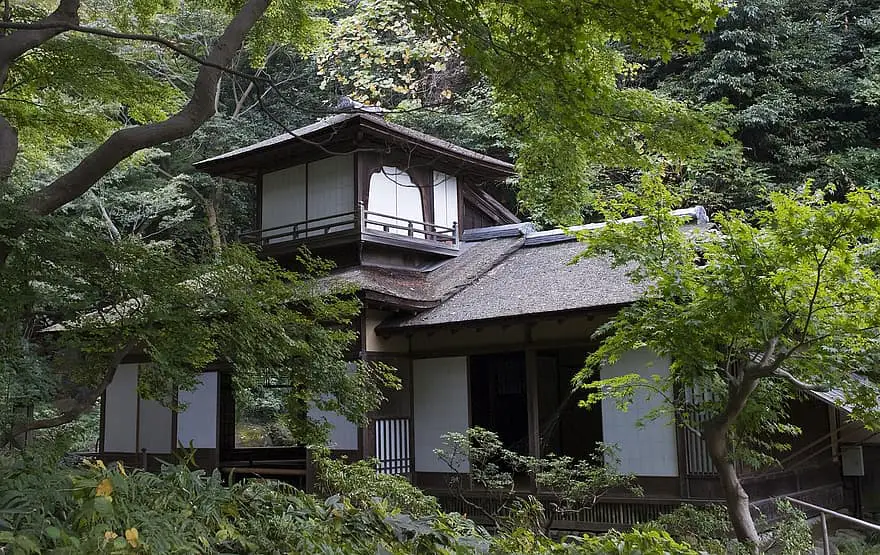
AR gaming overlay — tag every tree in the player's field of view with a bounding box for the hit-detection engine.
[640,0,880,213]
[577,178,880,546]
[412,0,728,225]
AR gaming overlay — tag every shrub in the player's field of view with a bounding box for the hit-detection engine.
[646,501,813,554]
[312,453,441,517]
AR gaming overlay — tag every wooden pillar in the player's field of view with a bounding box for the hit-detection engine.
[526,348,540,459]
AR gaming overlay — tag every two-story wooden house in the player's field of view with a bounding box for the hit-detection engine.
[98,113,878,529]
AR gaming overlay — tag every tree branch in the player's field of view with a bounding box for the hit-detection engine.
[8,340,136,439]
[0,0,80,88]
[772,368,830,392]
[24,0,272,217]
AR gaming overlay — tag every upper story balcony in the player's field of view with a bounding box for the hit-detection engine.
[239,202,460,256]
[194,113,520,268]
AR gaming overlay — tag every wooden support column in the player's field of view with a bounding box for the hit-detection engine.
[526,348,540,459]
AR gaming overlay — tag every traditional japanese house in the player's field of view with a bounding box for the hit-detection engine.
[98,113,878,529]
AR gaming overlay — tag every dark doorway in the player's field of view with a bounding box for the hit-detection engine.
[537,348,603,460]
[469,352,528,454]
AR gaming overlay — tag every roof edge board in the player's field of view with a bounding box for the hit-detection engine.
[523,206,709,247]
[194,113,514,176]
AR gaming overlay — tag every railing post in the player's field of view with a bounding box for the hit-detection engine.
[407,221,414,237]
[357,201,366,232]
[141,448,148,471]
[821,512,830,554]
[453,221,459,247]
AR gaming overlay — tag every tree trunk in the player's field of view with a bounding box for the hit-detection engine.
[705,423,760,547]
[703,376,761,548]
[204,191,222,255]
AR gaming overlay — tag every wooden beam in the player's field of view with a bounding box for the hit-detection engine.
[526,347,540,460]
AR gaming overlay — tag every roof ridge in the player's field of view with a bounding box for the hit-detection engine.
[523,206,709,246]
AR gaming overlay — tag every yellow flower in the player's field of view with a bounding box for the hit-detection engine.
[104,531,118,541]
[125,527,139,548]
[95,459,106,470]
[95,478,113,497]
[116,461,127,477]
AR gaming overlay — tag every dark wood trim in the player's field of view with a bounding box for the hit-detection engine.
[170,395,178,454]
[99,389,107,453]
[379,305,626,335]
[304,160,309,223]
[352,153,360,217]
[134,365,141,454]
[407,338,602,360]
[461,183,520,227]
[216,369,224,457]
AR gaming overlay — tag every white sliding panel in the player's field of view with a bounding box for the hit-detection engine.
[600,349,678,476]
[138,399,172,454]
[261,164,306,241]
[308,407,359,450]
[432,171,458,230]
[177,373,218,449]
[367,167,425,237]
[103,364,139,452]
[306,155,355,235]
[413,357,469,472]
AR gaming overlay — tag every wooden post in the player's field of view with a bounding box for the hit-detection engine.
[408,221,414,237]
[357,201,366,232]
[525,350,540,458]
[453,222,459,247]
[821,512,831,554]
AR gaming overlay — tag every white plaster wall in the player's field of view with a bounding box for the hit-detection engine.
[432,171,458,230]
[261,164,306,240]
[104,363,139,452]
[364,309,409,353]
[600,350,678,477]
[367,167,425,237]
[138,399,172,454]
[413,357,469,472]
[177,373,218,449]
[308,407,359,450]
[306,155,355,235]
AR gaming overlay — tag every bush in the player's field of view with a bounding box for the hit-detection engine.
[313,453,441,517]
[0,448,715,555]
[646,501,813,554]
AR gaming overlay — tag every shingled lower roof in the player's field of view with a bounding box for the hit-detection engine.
[379,240,643,330]
[324,236,524,307]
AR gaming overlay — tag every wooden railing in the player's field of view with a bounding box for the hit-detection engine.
[239,202,458,249]
[432,491,685,531]
[239,211,358,246]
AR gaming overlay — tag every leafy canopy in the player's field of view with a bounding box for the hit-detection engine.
[411,0,728,224]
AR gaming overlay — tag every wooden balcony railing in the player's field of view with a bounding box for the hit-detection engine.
[239,202,458,249]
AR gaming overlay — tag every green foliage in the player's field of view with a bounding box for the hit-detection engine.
[647,504,731,553]
[435,427,640,535]
[0,449,492,554]
[0,208,396,444]
[313,454,442,517]
[0,449,715,554]
[576,177,880,541]
[317,0,457,105]
[579,178,880,464]
[644,0,880,211]
[646,501,813,555]
[410,0,727,224]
